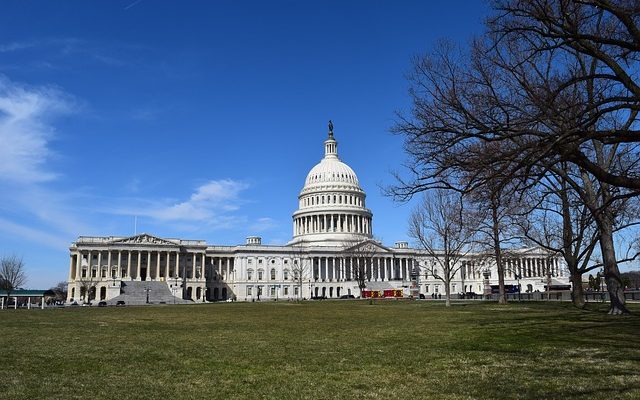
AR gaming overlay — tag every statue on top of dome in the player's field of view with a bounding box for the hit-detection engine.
[328,120,334,137]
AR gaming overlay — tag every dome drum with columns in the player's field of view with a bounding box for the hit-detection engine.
[289,125,372,246]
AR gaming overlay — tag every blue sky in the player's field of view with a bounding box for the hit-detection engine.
[0,1,494,288]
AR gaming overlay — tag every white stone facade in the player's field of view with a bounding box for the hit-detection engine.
[67,126,569,303]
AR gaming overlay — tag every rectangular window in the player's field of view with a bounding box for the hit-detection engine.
[284,286,289,295]
[435,285,439,293]
[452,284,456,292]
[270,286,276,297]
[425,285,429,293]
[247,287,252,296]
[294,287,299,296]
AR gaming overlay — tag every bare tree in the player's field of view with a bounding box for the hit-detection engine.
[391,1,640,314]
[0,255,27,309]
[50,281,68,303]
[342,237,379,296]
[490,0,640,190]
[516,168,600,307]
[409,190,475,306]
[78,273,98,304]
[289,244,310,300]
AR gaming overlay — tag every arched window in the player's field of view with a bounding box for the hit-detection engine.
[271,268,276,280]
[284,270,289,280]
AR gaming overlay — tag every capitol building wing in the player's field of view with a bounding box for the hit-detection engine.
[67,125,568,304]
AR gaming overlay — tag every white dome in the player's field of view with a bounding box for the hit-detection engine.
[289,125,373,247]
[304,157,360,188]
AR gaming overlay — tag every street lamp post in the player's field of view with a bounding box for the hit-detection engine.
[173,277,179,305]
[144,286,151,304]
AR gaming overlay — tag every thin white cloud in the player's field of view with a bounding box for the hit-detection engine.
[0,41,36,53]
[250,217,278,232]
[0,76,74,183]
[116,179,249,222]
[0,216,70,250]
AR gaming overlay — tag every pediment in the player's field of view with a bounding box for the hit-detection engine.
[343,239,392,254]
[111,233,177,246]
[514,246,554,256]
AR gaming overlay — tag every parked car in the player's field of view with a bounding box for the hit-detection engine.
[82,302,92,307]
[98,301,107,307]
[116,300,126,307]
[419,294,426,299]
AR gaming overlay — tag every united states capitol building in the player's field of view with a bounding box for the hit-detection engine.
[66,125,569,304]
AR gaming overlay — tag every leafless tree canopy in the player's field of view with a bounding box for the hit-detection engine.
[0,255,27,308]
[392,0,640,314]
[392,0,640,198]
[342,237,380,294]
[409,190,475,306]
[50,281,68,302]
[289,245,310,300]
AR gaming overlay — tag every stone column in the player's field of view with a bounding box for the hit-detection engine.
[127,252,132,279]
[146,251,151,281]
[176,253,181,278]
[107,251,112,278]
[117,251,122,278]
[154,251,160,281]
[96,251,102,279]
[68,254,74,281]
[76,252,83,280]
[201,254,206,280]
[136,251,141,281]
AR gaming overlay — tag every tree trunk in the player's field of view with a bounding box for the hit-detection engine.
[569,270,586,308]
[491,199,507,305]
[445,279,451,307]
[598,216,629,315]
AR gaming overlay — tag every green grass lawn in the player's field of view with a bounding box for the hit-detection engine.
[1,301,639,400]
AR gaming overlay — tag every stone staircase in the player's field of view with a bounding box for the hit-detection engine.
[107,281,192,305]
